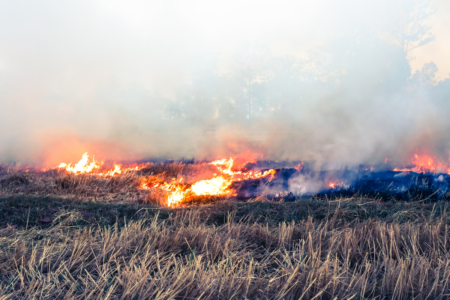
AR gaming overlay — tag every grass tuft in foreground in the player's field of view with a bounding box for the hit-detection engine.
[1,196,450,299]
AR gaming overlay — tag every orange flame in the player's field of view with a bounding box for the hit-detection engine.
[58,152,101,174]
[50,151,276,207]
[97,164,122,176]
[140,155,276,207]
[328,181,343,189]
[294,162,304,172]
[411,154,440,173]
[393,154,449,174]
[56,152,145,176]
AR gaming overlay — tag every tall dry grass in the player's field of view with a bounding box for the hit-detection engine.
[1,207,450,299]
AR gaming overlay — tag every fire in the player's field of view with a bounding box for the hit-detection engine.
[151,176,235,207]
[48,151,276,207]
[56,152,145,176]
[210,157,276,180]
[411,154,441,173]
[98,164,122,176]
[328,181,343,189]
[294,162,304,172]
[393,154,449,174]
[58,152,101,174]
[40,150,450,207]
[190,176,231,196]
[140,155,277,207]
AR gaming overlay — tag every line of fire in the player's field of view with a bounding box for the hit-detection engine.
[3,150,449,207]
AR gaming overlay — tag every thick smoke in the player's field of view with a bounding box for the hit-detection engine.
[0,0,449,168]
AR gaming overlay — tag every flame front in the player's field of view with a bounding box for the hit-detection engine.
[393,154,450,174]
[51,152,277,207]
[140,156,276,207]
[190,176,232,196]
[56,152,145,176]
[58,152,101,174]
[43,151,450,208]
[98,164,122,176]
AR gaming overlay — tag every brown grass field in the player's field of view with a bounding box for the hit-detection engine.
[1,163,450,299]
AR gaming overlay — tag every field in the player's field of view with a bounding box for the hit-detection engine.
[1,164,450,299]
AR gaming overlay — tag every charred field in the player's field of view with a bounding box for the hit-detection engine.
[1,159,450,299]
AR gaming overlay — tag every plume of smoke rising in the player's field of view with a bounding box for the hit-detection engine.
[0,0,448,167]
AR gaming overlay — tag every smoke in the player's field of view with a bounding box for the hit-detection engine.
[0,0,449,167]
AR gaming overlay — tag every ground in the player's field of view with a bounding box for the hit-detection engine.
[1,195,450,299]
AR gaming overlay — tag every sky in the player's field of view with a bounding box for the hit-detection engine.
[0,0,449,166]
[412,0,450,79]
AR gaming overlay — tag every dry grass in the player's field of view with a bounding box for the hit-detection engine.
[0,199,450,299]
[2,163,450,298]
[0,162,216,204]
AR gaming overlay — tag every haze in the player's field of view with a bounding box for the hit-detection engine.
[1,0,449,167]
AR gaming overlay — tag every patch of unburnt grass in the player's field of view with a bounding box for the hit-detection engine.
[0,196,450,299]
[1,194,448,229]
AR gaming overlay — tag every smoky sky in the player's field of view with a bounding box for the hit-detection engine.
[0,0,449,167]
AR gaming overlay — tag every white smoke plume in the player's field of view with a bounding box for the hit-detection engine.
[0,0,449,167]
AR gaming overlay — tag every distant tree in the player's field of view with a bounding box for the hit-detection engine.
[410,61,438,87]
[385,0,436,59]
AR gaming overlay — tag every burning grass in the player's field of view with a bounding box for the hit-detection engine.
[1,195,450,299]
[2,158,450,298]
[0,161,221,205]
[0,153,279,207]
